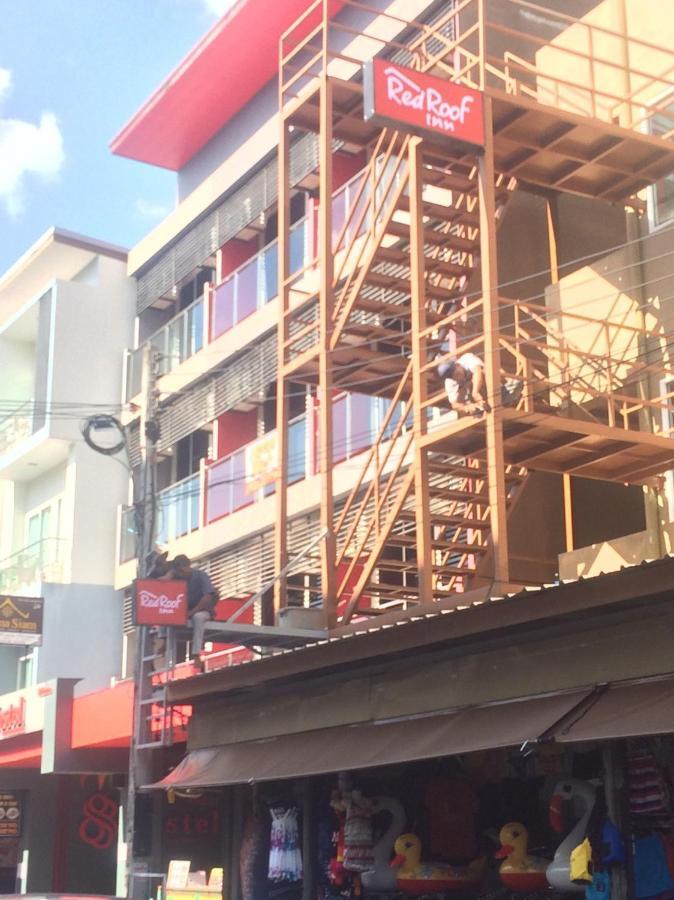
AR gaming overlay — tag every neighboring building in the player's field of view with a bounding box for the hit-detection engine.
[0,228,136,894]
[109,0,674,897]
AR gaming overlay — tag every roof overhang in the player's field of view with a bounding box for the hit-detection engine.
[110,0,345,171]
[167,554,674,703]
[0,228,127,326]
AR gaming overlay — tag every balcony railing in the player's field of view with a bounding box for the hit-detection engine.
[0,401,38,456]
[126,295,206,400]
[0,538,67,592]
[211,219,308,340]
[118,392,408,563]
[156,472,201,546]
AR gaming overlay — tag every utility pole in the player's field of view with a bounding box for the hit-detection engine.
[126,342,160,897]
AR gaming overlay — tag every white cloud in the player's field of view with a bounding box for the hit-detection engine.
[200,0,236,16]
[135,198,171,220]
[0,67,65,217]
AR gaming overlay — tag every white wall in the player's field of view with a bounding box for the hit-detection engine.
[0,337,34,402]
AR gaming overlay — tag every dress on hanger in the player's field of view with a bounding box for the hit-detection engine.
[343,793,374,872]
[269,807,303,883]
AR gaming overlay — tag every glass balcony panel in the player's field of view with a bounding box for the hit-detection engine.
[126,349,143,400]
[206,457,233,523]
[236,257,259,322]
[0,402,36,456]
[262,242,278,305]
[0,538,66,592]
[231,448,249,512]
[288,415,306,484]
[157,473,200,544]
[332,188,347,248]
[289,220,306,274]
[187,298,204,357]
[119,507,137,564]
[348,394,374,456]
[212,279,235,339]
[332,394,348,464]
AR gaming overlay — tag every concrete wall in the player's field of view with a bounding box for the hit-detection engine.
[37,583,123,694]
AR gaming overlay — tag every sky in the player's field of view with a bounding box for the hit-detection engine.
[0,0,235,273]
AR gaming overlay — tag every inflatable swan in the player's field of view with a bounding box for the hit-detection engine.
[546,779,596,892]
[361,796,406,892]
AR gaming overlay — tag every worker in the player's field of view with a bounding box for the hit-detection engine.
[437,346,491,415]
[170,554,217,657]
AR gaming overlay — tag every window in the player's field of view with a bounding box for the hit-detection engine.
[17,649,37,690]
[647,98,674,228]
[24,498,62,565]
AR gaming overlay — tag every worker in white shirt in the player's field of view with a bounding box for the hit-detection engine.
[437,342,491,415]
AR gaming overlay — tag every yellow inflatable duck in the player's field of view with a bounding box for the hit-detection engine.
[495,823,549,891]
[390,834,484,895]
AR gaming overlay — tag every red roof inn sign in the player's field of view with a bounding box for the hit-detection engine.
[363,59,485,148]
[134,579,188,627]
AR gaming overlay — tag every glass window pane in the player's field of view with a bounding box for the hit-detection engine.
[212,279,235,338]
[332,395,347,464]
[236,258,258,322]
[262,243,278,304]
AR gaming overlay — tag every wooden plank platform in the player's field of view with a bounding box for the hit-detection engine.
[422,409,674,484]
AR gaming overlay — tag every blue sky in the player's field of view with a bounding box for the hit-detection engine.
[0,0,233,273]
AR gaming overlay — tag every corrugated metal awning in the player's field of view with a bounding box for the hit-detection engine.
[147,688,591,789]
[554,675,674,743]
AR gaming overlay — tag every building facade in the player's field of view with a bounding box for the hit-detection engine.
[0,228,136,893]
[108,0,674,898]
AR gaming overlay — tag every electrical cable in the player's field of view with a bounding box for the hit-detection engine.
[80,414,127,456]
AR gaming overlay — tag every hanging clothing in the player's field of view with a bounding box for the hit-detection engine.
[343,795,374,873]
[425,778,478,860]
[269,807,303,883]
[241,803,269,900]
[627,750,671,818]
[634,835,674,899]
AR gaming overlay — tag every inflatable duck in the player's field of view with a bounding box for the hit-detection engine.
[547,779,596,893]
[390,834,484,895]
[361,797,406,892]
[495,823,549,891]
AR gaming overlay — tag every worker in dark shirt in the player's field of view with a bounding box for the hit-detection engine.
[171,554,217,655]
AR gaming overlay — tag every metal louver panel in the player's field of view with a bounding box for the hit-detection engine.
[387,1,456,67]
[136,132,319,314]
[126,330,278,466]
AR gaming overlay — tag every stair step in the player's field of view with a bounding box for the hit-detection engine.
[399,510,490,529]
[398,195,480,227]
[387,535,488,554]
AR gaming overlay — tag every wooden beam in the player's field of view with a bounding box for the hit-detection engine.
[409,137,433,607]
[480,96,510,585]
[318,73,336,628]
[273,109,291,621]
[546,193,574,555]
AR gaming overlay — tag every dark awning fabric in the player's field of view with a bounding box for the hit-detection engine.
[148,689,591,789]
[555,676,674,743]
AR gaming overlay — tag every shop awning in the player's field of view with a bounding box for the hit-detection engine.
[555,676,674,743]
[148,689,591,789]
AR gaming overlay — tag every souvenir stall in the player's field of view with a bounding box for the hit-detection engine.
[224,735,674,900]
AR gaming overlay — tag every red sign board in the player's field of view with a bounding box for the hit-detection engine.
[134,579,188,627]
[0,698,25,739]
[364,59,485,147]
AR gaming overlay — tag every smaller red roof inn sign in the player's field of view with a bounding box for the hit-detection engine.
[363,59,485,148]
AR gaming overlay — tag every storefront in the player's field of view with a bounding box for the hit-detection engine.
[0,678,132,894]
[148,556,674,900]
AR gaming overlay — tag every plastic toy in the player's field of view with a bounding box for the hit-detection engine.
[390,834,484,895]
[361,796,406,892]
[547,779,597,892]
[495,822,549,891]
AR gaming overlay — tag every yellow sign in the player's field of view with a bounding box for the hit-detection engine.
[245,431,278,494]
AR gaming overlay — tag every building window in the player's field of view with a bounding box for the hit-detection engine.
[17,649,37,690]
[648,99,674,228]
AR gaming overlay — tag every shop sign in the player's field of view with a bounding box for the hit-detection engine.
[78,791,118,850]
[0,683,47,741]
[244,431,278,494]
[0,595,43,645]
[134,580,188,627]
[363,59,485,147]
[0,793,21,837]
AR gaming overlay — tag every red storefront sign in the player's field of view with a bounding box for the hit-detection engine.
[134,579,188,627]
[363,59,485,147]
[0,698,25,739]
